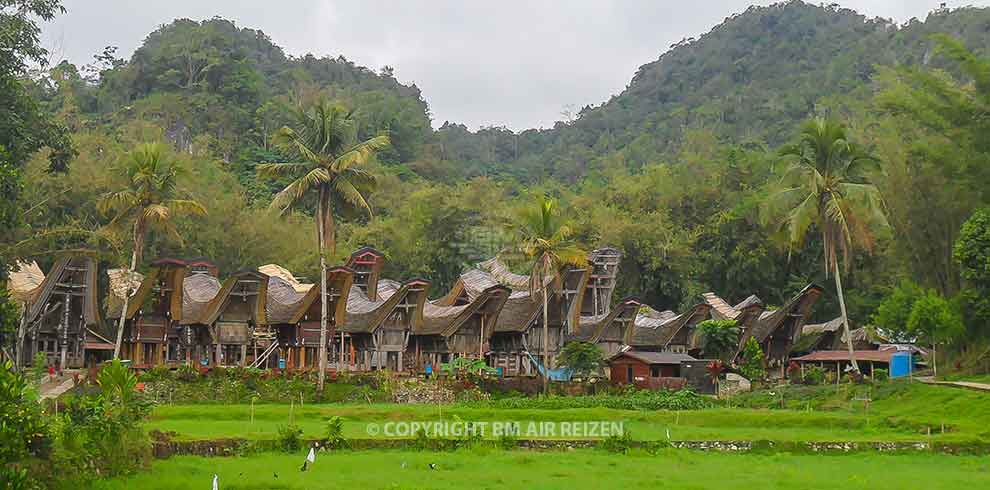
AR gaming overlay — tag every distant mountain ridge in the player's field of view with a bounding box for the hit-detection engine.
[40,2,990,183]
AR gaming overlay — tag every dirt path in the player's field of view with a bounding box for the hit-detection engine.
[918,376,990,392]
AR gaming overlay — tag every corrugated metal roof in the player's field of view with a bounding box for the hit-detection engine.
[612,350,697,364]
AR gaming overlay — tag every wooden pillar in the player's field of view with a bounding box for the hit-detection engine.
[215,342,222,367]
[240,345,247,367]
[300,346,307,369]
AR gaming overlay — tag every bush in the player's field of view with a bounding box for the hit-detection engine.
[1,360,51,488]
[600,431,634,453]
[803,366,826,385]
[471,388,711,411]
[174,363,199,382]
[739,337,767,382]
[325,416,347,450]
[873,369,889,382]
[276,424,303,452]
[140,365,172,382]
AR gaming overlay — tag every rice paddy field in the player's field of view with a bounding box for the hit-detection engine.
[147,382,990,444]
[98,381,990,489]
[93,449,990,490]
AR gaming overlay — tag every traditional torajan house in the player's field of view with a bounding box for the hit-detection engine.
[261,265,353,370]
[339,247,430,371]
[567,297,641,360]
[175,265,223,367]
[627,304,712,354]
[736,283,823,376]
[197,269,269,367]
[410,275,510,373]
[107,258,189,368]
[12,255,111,369]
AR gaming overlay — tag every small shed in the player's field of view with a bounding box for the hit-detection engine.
[608,350,696,389]
[792,349,913,379]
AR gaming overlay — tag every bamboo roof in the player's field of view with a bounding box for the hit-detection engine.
[180,272,222,324]
[739,283,822,349]
[8,261,45,307]
[259,264,313,293]
[628,303,711,348]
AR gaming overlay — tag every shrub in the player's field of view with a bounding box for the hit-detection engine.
[174,363,199,382]
[873,369,889,382]
[325,416,347,450]
[803,366,826,385]
[1,360,51,488]
[472,388,711,411]
[276,424,303,452]
[140,365,172,382]
[559,341,605,376]
[739,337,767,382]
[600,431,634,454]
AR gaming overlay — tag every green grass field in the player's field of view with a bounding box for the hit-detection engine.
[93,449,990,490]
[147,382,990,443]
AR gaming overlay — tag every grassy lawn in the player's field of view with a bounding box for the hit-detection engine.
[93,449,990,489]
[147,381,990,443]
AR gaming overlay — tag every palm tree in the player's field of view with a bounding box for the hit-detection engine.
[771,117,888,375]
[508,196,587,394]
[98,143,207,359]
[257,101,388,396]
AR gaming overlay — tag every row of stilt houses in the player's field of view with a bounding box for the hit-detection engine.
[7,247,828,377]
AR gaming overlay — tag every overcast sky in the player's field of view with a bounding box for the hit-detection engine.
[41,1,988,131]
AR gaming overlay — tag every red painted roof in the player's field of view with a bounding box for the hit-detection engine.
[792,350,898,363]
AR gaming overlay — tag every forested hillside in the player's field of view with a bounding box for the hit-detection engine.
[9,1,990,342]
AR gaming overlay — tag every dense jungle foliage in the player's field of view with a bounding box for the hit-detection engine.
[5,1,990,344]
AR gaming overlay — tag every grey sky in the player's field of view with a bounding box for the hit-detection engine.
[41,1,987,131]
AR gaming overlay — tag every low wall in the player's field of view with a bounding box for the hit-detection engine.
[151,437,990,458]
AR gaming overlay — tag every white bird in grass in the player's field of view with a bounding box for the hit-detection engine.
[212,474,219,490]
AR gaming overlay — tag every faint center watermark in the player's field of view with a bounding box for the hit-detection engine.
[364,420,624,438]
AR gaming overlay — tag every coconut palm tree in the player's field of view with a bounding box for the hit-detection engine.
[770,117,888,374]
[257,101,388,396]
[98,142,207,359]
[508,196,587,394]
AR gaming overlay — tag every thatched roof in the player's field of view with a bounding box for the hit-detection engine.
[258,264,313,293]
[8,261,45,309]
[199,270,269,326]
[568,297,640,343]
[340,278,429,334]
[266,267,353,326]
[265,275,308,324]
[180,272,222,325]
[628,304,711,348]
[739,283,822,349]
[419,283,510,337]
[105,268,147,319]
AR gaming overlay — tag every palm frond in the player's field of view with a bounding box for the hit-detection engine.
[331,134,391,172]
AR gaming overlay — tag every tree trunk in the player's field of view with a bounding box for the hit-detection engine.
[113,246,140,360]
[316,192,329,398]
[932,342,938,378]
[834,260,859,375]
[542,286,549,396]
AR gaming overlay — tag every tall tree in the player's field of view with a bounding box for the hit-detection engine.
[98,143,206,359]
[770,117,888,374]
[257,101,388,396]
[508,196,586,394]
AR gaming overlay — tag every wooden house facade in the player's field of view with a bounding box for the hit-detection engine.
[13,255,111,369]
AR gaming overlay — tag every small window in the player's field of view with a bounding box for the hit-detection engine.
[650,365,662,377]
